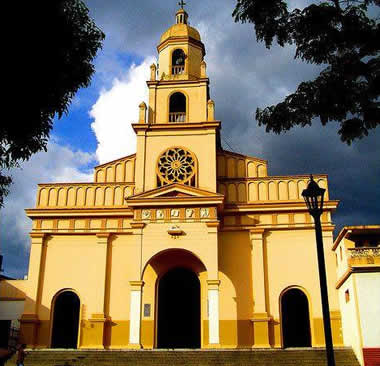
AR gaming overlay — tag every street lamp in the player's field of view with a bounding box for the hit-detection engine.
[302,175,335,366]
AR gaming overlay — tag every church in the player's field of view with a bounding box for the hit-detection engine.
[2,5,377,358]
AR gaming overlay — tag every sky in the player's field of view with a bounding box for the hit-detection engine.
[1,0,379,278]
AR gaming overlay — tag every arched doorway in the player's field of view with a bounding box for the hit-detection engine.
[157,267,200,348]
[281,288,311,348]
[51,291,80,348]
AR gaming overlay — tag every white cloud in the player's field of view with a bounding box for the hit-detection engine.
[90,57,156,164]
[0,140,95,278]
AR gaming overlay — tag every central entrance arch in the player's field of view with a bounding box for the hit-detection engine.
[157,267,201,348]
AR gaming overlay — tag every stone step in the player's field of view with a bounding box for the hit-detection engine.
[6,348,360,366]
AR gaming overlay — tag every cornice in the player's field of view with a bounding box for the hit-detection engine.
[130,182,222,199]
[30,232,46,239]
[322,226,335,232]
[127,183,224,208]
[249,228,265,235]
[130,222,146,229]
[96,232,113,239]
[29,231,133,236]
[37,182,135,188]
[0,297,26,301]
[220,224,335,232]
[130,280,145,289]
[218,174,328,183]
[157,36,205,54]
[336,265,380,289]
[206,221,220,228]
[147,78,209,87]
[132,121,221,132]
[25,208,134,218]
[222,200,339,213]
[127,196,224,207]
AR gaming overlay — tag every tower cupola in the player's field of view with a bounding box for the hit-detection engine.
[176,8,188,24]
[144,6,214,125]
[156,6,205,83]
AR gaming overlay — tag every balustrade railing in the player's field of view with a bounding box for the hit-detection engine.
[218,175,329,203]
[169,112,186,123]
[172,65,185,75]
[348,247,380,266]
[36,183,135,208]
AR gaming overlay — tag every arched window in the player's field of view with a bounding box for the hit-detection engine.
[172,49,186,75]
[157,147,196,187]
[169,92,186,122]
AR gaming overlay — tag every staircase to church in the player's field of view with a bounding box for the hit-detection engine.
[6,348,360,366]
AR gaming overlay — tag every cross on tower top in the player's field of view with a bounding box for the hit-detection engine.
[178,0,186,9]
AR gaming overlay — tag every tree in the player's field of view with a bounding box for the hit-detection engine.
[0,0,105,207]
[233,0,379,144]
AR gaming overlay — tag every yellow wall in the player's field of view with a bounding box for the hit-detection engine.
[157,41,204,80]
[148,81,208,124]
[135,129,217,193]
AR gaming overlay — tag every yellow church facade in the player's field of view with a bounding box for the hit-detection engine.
[0,8,344,351]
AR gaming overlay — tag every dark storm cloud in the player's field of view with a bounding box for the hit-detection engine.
[84,0,378,233]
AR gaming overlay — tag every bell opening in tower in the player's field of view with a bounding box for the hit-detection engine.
[172,49,186,75]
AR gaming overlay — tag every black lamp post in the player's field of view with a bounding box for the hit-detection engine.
[302,175,335,366]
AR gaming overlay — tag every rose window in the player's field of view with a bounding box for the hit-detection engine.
[157,148,196,186]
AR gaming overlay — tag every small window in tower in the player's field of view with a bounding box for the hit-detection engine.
[345,289,350,303]
[172,49,186,75]
[169,92,186,122]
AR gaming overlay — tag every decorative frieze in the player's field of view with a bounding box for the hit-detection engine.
[31,218,134,234]
[137,207,216,222]
[200,208,210,218]
[171,209,180,218]
[142,210,151,220]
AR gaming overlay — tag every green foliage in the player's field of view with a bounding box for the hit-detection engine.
[233,0,379,143]
[0,0,105,207]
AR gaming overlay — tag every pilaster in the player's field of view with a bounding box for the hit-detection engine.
[134,127,148,193]
[84,232,112,349]
[207,279,220,347]
[249,229,270,348]
[21,233,47,347]
[128,280,144,348]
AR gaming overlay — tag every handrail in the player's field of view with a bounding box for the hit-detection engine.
[347,247,380,257]
[347,247,380,266]
[172,65,185,75]
[169,112,186,123]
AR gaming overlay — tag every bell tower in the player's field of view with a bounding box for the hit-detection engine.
[148,6,209,123]
[133,6,219,194]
